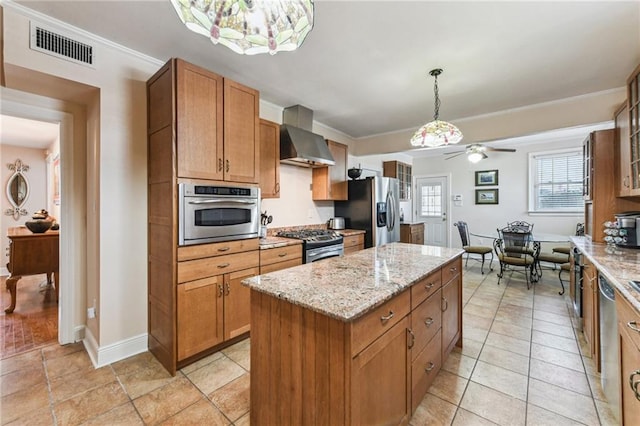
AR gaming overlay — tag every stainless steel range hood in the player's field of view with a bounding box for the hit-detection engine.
[280,105,335,167]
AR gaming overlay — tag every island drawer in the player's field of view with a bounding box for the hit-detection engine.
[260,245,302,266]
[351,289,410,356]
[411,269,442,309]
[411,329,442,412]
[178,251,259,283]
[442,258,461,285]
[178,238,260,262]
[411,289,442,361]
[616,288,640,349]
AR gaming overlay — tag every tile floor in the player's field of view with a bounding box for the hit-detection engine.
[1,274,58,358]
[0,262,619,425]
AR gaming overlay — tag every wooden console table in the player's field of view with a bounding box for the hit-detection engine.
[5,227,59,313]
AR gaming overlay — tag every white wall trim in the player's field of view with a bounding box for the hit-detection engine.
[0,268,8,277]
[83,328,148,368]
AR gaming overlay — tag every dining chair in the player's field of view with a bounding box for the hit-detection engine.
[493,227,540,289]
[506,220,534,233]
[454,221,493,274]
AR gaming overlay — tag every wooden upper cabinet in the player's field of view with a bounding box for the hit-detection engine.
[383,161,412,200]
[224,79,260,183]
[616,102,631,197]
[627,63,640,194]
[259,119,280,198]
[176,59,224,181]
[312,139,348,200]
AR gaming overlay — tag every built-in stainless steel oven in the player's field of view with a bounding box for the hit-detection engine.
[179,183,260,246]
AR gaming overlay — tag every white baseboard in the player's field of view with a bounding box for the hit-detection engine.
[83,329,148,368]
[0,267,9,276]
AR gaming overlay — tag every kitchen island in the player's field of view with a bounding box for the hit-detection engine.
[242,242,464,425]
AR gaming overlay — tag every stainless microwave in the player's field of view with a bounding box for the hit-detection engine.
[178,183,260,246]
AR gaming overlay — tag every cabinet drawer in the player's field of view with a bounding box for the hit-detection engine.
[260,245,302,266]
[351,290,410,356]
[411,289,442,360]
[178,251,259,283]
[260,258,302,274]
[344,245,363,256]
[616,289,640,350]
[344,234,364,248]
[411,329,442,413]
[411,269,442,309]
[442,258,461,285]
[178,239,260,262]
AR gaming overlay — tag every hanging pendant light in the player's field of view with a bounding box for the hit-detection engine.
[170,0,315,55]
[410,68,463,148]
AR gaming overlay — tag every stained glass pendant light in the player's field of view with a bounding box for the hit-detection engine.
[170,0,314,55]
[410,68,463,148]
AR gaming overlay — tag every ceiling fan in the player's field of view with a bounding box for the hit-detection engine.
[444,143,516,163]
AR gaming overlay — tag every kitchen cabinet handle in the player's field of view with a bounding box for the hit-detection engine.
[425,362,435,372]
[449,267,457,272]
[226,160,230,173]
[630,370,640,401]
[217,263,230,269]
[425,282,434,290]
[218,158,223,172]
[628,321,640,334]
[224,282,230,296]
[380,311,394,322]
[218,284,224,297]
[275,182,280,194]
[442,297,448,312]
[218,247,231,252]
[424,317,434,327]
[278,253,287,257]
[407,328,415,349]
[624,176,630,188]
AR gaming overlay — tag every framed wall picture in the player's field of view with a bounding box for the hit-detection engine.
[475,188,499,205]
[475,169,498,186]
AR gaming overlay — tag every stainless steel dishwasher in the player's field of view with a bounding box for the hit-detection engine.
[599,273,620,423]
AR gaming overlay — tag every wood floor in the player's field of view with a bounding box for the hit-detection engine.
[1,274,58,359]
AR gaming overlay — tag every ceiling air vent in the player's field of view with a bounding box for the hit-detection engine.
[30,23,94,67]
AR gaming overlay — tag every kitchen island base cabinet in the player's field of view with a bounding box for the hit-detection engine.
[615,288,640,424]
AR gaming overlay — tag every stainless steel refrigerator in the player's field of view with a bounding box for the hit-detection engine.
[335,176,400,248]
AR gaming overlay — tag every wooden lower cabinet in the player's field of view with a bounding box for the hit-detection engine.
[343,233,365,255]
[259,244,302,274]
[250,254,463,424]
[615,289,640,423]
[177,276,224,360]
[400,223,425,245]
[582,258,600,369]
[224,267,258,340]
[442,262,462,358]
[352,316,411,425]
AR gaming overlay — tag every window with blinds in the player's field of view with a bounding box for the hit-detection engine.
[529,149,584,212]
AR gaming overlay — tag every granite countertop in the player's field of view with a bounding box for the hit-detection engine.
[258,236,303,250]
[243,242,464,322]
[335,229,366,236]
[571,236,640,312]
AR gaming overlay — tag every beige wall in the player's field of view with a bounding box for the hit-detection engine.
[3,5,160,360]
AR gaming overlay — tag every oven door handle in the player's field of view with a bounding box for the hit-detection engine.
[188,199,257,205]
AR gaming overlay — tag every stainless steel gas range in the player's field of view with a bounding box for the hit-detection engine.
[276,229,344,263]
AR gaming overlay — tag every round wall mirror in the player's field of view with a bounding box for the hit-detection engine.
[5,159,30,220]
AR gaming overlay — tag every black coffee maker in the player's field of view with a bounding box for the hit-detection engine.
[615,212,640,248]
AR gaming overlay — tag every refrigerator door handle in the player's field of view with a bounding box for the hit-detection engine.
[386,190,395,231]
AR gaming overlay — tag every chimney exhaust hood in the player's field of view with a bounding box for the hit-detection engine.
[280,105,335,167]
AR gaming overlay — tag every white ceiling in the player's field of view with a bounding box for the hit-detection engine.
[10,1,640,142]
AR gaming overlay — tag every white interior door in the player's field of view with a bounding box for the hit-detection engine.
[415,176,449,247]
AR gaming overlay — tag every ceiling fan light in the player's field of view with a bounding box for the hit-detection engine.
[170,0,315,55]
[410,120,463,148]
[467,152,487,163]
